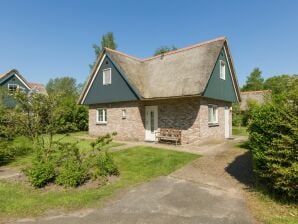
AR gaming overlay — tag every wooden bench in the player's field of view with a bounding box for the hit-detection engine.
[156,128,182,145]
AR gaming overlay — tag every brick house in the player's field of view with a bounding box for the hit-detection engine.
[78,37,241,144]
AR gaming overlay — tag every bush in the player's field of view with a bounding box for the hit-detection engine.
[97,151,119,177]
[25,160,56,188]
[247,102,298,201]
[56,160,88,187]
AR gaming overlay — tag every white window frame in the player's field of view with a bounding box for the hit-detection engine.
[208,104,218,125]
[96,108,107,124]
[103,68,112,85]
[219,60,226,80]
[8,83,19,93]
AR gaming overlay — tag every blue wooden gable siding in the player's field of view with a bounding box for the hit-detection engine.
[0,73,30,107]
[83,55,139,105]
[203,48,238,102]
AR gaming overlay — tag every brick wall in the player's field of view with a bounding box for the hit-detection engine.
[88,97,232,144]
[89,101,145,141]
[143,97,201,144]
[199,98,232,140]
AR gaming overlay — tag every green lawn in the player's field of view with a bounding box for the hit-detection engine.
[0,146,199,219]
[7,132,123,168]
[232,126,248,136]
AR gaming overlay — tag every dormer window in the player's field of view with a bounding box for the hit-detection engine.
[103,68,112,85]
[219,60,226,80]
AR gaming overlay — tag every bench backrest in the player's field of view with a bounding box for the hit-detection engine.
[159,128,181,138]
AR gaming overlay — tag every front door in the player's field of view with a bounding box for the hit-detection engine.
[224,106,230,138]
[145,106,158,141]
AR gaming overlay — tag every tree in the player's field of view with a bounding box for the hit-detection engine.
[46,77,88,132]
[264,74,298,95]
[242,68,264,91]
[153,45,178,56]
[90,32,117,69]
[46,77,78,98]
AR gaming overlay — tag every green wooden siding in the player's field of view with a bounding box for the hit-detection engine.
[203,48,238,102]
[83,55,139,105]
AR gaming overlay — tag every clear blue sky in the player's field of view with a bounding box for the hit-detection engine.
[0,0,297,86]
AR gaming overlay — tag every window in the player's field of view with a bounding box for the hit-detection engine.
[103,68,112,85]
[96,108,107,123]
[208,105,218,125]
[8,84,18,93]
[219,60,226,80]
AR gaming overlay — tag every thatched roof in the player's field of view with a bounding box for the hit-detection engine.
[79,37,240,103]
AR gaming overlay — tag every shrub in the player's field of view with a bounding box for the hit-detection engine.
[88,133,119,179]
[247,102,298,201]
[97,151,119,177]
[56,160,88,187]
[25,160,56,188]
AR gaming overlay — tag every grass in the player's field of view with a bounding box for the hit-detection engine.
[232,126,248,136]
[7,132,123,168]
[0,146,199,219]
[232,146,298,224]
[244,188,297,224]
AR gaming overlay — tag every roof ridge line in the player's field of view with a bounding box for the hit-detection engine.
[104,36,226,62]
[104,48,142,61]
[142,36,226,61]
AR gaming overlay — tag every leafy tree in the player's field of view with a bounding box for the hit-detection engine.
[264,74,298,95]
[242,68,264,91]
[46,77,88,132]
[154,45,178,56]
[46,77,78,98]
[90,32,117,69]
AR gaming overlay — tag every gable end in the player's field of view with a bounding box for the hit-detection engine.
[203,45,240,103]
[81,54,140,105]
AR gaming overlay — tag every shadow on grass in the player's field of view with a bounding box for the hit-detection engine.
[226,142,297,205]
[225,150,255,187]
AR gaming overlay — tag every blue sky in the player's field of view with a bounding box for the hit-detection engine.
[0,0,297,86]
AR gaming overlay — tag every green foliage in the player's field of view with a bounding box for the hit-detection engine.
[242,68,264,91]
[264,74,298,95]
[88,133,119,179]
[154,45,178,56]
[90,32,117,69]
[46,77,88,132]
[25,160,56,188]
[97,151,119,177]
[247,89,298,200]
[46,77,79,97]
[56,160,88,187]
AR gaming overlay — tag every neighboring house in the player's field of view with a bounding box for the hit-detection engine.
[79,37,241,144]
[240,90,270,111]
[0,69,47,107]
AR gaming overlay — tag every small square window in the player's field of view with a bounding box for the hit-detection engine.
[103,68,112,85]
[208,105,218,125]
[220,60,226,80]
[96,108,107,124]
[8,84,18,93]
